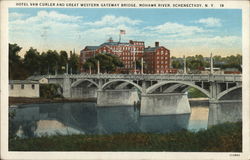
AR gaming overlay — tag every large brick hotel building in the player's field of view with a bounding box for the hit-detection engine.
[80,39,177,74]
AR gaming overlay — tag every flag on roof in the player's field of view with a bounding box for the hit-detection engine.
[120,30,126,34]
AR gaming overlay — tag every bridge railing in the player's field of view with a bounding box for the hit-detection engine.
[42,74,242,82]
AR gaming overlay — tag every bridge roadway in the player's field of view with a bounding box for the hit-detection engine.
[30,73,242,127]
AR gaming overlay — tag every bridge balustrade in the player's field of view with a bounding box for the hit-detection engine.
[43,73,241,83]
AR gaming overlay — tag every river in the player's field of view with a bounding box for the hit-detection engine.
[9,102,209,138]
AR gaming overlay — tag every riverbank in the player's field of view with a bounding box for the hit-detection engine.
[9,97,96,106]
[189,98,209,106]
[9,122,241,152]
[9,97,209,106]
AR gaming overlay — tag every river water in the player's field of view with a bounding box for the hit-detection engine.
[9,102,209,138]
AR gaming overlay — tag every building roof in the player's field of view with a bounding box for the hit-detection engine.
[9,80,39,84]
[27,75,47,81]
[85,46,99,50]
[100,42,130,46]
[144,47,159,52]
[144,46,169,52]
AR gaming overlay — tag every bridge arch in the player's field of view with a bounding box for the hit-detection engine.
[146,81,211,98]
[102,79,143,93]
[71,79,98,88]
[217,85,242,100]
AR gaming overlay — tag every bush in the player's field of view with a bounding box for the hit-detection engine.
[188,88,207,98]
[40,84,63,99]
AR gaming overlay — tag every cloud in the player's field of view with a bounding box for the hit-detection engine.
[9,12,27,20]
[85,15,142,26]
[9,10,240,58]
[173,36,240,46]
[9,10,84,54]
[144,22,207,38]
[194,17,222,27]
[36,10,82,22]
[10,10,83,26]
[9,10,83,33]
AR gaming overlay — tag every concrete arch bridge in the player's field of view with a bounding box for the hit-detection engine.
[32,74,242,126]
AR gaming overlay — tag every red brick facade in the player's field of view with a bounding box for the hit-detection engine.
[80,40,177,74]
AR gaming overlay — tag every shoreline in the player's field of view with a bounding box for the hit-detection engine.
[188,98,209,106]
[9,97,97,106]
[9,97,209,106]
[9,122,242,152]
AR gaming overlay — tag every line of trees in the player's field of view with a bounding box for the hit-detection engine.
[9,43,79,80]
[82,53,124,73]
[171,54,242,71]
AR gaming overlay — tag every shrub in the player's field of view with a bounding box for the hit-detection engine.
[40,84,63,99]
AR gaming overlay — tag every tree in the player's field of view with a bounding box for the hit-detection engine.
[171,57,183,69]
[186,55,205,71]
[46,50,60,74]
[9,43,28,79]
[40,52,49,75]
[225,54,242,71]
[68,52,79,74]
[9,43,22,65]
[83,53,124,73]
[59,51,68,74]
[23,47,41,75]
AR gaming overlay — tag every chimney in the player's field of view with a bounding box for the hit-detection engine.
[155,42,159,47]
[108,37,113,42]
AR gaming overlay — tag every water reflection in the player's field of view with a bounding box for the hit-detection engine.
[188,106,209,131]
[139,114,190,133]
[97,106,140,134]
[10,102,208,138]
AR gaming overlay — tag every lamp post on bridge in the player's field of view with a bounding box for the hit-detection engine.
[210,53,214,74]
[183,55,187,74]
[89,65,92,74]
[97,60,100,74]
[141,57,144,74]
[66,63,68,75]
[133,47,136,74]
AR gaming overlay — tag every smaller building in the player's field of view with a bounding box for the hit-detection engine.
[9,80,40,98]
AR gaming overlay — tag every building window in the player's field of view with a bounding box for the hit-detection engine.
[11,85,14,90]
[21,84,24,89]
[32,84,35,89]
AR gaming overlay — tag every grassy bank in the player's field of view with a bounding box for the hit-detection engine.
[9,122,241,152]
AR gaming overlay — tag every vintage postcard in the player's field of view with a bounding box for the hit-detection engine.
[1,0,250,159]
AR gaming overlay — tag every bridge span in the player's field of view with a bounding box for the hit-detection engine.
[29,73,242,127]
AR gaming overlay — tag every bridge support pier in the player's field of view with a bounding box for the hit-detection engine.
[208,100,242,127]
[140,93,191,116]
[97,89,139,107]
[62,76,71,98]
[71,87,97,99]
